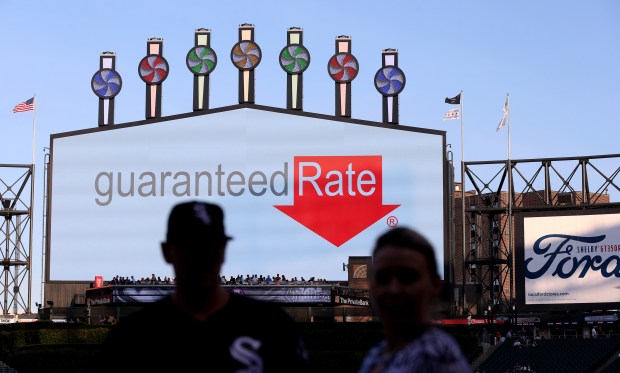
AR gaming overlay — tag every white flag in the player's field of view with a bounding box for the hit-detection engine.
[443,107,460,120]
[496,94,510,132]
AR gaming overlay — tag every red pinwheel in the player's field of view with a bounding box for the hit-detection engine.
[139,55,169,84]
[327,53,359,83]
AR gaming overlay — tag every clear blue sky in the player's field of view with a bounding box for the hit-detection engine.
[1,1,619,309]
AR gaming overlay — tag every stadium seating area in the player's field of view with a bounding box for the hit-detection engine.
[105,273,332,286]
[475,336,620,373]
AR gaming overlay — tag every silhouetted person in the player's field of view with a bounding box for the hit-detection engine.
[101,200,309,372]
[358,227,471,372]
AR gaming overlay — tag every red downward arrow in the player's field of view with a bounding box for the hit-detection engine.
[274,156,400,247]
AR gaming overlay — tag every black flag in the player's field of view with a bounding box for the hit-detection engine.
[445,93,461,105]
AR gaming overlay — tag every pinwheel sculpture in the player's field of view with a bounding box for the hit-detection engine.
[231,24,261,104]
[279,27,310,110]
[328,36,358,117]
[91,51,122,126]
[186,28,217,111]
[374,48,405,124]
[139,38,168,119]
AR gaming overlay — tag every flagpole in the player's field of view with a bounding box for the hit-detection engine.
[506,93,513,306]
[505,94,511,247]
[460,89,466,316]
[31,94,37,313]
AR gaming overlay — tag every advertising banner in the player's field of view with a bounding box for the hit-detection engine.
[48,106,446,283]
[517,210,620,310]
[94,276,103,288]
[86,285,334,304]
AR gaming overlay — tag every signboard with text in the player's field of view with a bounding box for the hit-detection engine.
[48,105,446,283]
[516,209,620,311]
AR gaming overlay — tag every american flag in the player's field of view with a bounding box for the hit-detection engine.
[13,97,35,113]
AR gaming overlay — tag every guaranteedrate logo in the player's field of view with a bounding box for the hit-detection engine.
[94,155,400,246]
[274,155,400,247]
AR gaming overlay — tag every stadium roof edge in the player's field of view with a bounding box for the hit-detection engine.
[50,103,445,140]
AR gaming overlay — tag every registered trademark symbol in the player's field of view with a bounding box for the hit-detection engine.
[386,216,398,227]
